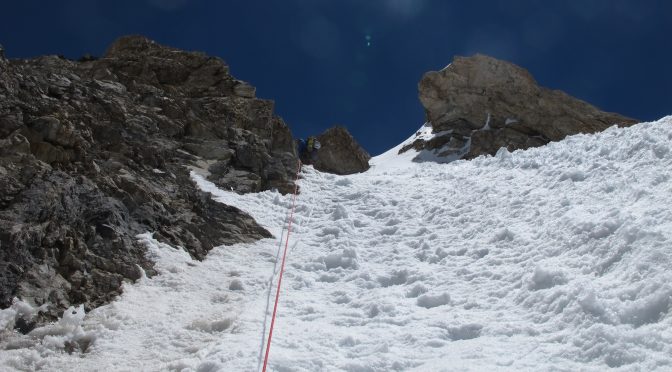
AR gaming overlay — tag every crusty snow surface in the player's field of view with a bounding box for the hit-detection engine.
[2,117,672,371]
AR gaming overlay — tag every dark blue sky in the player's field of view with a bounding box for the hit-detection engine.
[1,0,670,155]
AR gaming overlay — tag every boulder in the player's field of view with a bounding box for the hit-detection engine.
[313,126,370,175]
[406,54,637,161]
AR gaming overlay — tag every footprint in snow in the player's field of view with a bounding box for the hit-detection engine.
[447,323,483,340]
[379,226,399,235]
[417,293,451,308]
[406,283,428,298]
[378,269,409,287]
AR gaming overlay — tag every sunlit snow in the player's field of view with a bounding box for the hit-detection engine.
[2,117,672,371]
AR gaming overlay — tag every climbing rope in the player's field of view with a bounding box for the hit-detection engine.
[256,211,289,372]
[261,160,302,372]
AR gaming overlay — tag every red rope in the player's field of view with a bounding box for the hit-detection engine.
[262,160,302,372]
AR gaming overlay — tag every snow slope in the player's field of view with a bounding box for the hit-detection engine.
[2,116,672,371]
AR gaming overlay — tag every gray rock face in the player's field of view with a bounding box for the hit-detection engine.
[313,126,370,175]
[404,54,637,161]
[0,35,299,322]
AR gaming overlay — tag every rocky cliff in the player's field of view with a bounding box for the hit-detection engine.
[402,54,637,161]
[0,36,299,323]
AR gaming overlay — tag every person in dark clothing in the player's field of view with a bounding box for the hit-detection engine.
[297,136,321,164]
[297,138,308,164]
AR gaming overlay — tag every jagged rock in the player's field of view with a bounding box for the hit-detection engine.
[234,81,256,98]
[406,54,637,161]
[0,35,293,322]
[313,126,370,175]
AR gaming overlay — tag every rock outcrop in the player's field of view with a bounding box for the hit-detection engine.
[403,54,637,161]
[313,126,370,175]
[0,36,298,323]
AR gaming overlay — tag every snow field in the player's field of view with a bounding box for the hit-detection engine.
[200,116,672,371]
[1,116,672,371]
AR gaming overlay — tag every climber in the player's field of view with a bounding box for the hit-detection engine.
[297,138,307,163]
[0,44,5,60]
[297,136,321,165]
